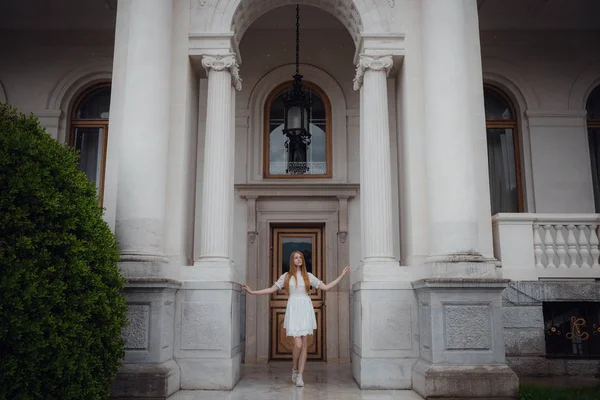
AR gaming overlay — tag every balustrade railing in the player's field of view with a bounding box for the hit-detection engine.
[492,214,600,280]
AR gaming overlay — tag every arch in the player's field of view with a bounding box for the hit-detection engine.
[482,58,539,111]
[46,58,113,110]
[246,64,348,182]
[205,0,390,49]
[45,58,112,143]
[569,61,600,110]
[0,80,7,103]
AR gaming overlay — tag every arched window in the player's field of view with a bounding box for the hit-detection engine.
[70,84,111,205]
[484,86,522,214]
[264,81,331,178]
[587,86,600,212]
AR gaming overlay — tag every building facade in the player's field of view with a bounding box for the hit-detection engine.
[2,0,600,398]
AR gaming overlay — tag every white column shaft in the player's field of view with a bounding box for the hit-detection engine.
[197,54,242,267]
[422,0,482,257]
[199,69,234,260]
[356,55,395,261]
[115,0,172,259]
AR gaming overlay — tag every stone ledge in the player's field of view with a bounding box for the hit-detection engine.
[110,360,180,399]
[413,278,511,290]
[412,360,519,399]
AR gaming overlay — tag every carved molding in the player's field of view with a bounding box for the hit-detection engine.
[202,54,242,91]
[236,183,359,199]
[248,232,258,244]
[353,54,393,91]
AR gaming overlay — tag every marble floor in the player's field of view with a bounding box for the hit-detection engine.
[167,363,423,400]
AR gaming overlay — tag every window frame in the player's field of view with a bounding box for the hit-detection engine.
[484,84,524,213]
[586,86,600,212]
[263,81,332,179]
[69,83,111,207]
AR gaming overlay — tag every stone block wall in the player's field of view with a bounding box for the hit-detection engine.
[502,281,600,377]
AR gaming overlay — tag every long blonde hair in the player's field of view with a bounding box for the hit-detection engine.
[284,251,310,291]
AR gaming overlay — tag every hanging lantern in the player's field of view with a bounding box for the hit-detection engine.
[282,4,312,174]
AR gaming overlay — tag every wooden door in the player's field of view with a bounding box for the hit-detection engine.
[269,226,326,361]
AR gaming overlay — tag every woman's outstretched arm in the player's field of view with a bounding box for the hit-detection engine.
[242,284,279,295]
[318,265,350,291]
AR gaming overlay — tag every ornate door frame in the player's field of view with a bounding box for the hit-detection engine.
[238,183,357,364]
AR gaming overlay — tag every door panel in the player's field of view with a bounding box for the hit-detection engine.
[269,226,325,360]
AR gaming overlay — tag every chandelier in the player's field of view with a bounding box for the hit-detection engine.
[282,5,312,174]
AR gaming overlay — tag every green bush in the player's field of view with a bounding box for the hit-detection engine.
[0,103,128,399]
[519,383,600,400]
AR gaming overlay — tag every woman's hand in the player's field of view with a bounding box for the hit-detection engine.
[242,284,254,294]
[342,265,350,276]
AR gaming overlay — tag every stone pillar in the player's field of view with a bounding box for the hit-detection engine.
[194,54,241,282]
[176,53,242,390]
[115,0,172,269]
[350,55,416,389]
[353,54,398,279]
[109,1,181,399]
[413,1,519,398]
[421,0,494,277]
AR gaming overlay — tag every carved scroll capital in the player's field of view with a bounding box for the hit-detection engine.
[338,232,348,244]
[353,54,393,91]
[202,53,243,91]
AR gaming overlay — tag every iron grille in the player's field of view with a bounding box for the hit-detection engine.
[543,302,600,358]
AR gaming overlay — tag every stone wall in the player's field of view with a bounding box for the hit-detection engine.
[503,281,600,377]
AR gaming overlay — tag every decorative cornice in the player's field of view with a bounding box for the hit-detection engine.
[201,53,242,91]
[235,183,359,199]
[353,54,393,91]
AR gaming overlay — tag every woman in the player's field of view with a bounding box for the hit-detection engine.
[242,251,349,387]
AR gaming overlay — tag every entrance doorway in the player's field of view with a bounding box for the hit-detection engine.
[269,225,326,361]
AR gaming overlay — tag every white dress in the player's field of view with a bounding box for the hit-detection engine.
[275,272,322,337]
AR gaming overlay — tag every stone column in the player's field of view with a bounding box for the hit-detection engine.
[194,54,241,281]
[115,0,172,267]
[421,0,493,274]
[109,2,182,399]
[353,54,398,279]
[176,53,242,390]
[351,55,415,389]
[412,2,519,398]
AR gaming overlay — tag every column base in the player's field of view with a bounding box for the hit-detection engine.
[109,360,180,400]
[179,352,242,390]
[175,281,242,390]
[427,254,499,279]
[351,279,418,389]
[412,360,519,399]
[412,278,518,399]
[351,352,414,389]
[190,259,238,282]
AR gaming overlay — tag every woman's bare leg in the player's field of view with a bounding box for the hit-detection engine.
[292,337,302,370]
[298,336,309,374]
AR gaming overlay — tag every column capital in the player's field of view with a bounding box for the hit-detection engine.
[353,54,393,91]
[201,53,242,91]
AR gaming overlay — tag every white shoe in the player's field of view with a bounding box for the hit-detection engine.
[292,369,298,383]
[296,374,304,387]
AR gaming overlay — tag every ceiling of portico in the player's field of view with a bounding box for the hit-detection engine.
[478,0,600,31]
[0,0,116,30]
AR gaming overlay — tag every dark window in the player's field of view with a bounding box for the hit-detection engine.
[587,86,600,212]
[71,84,111,206]
[543,302,600,358]
[484,86,522,215]
[264,81,331,178]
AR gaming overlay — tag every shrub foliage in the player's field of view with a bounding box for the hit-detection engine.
[0,103,127,399]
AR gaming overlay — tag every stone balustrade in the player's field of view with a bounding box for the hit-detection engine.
[493,213,600,280]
